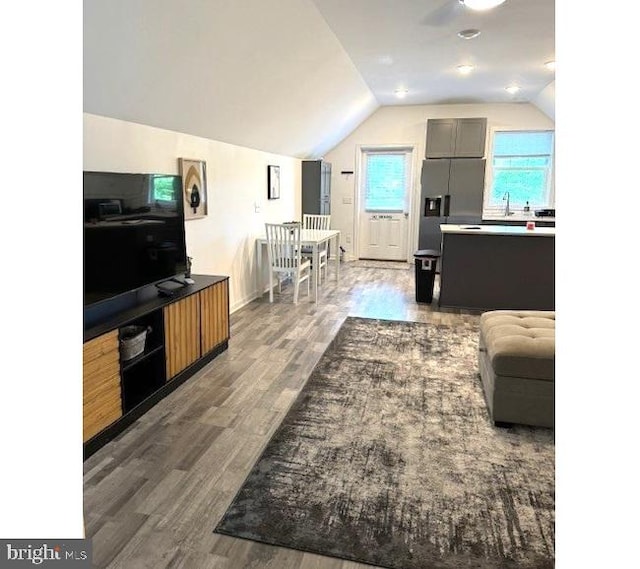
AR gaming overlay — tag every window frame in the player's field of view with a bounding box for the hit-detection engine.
[483,128,555,217]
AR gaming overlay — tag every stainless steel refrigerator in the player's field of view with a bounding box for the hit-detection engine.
[418,158,486,256]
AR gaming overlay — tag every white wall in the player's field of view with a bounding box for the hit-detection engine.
[84,113,301,312]
[323,103,555,259]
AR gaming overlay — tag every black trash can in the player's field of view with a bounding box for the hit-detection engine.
[413,249,440,303]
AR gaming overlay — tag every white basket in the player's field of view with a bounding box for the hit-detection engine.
[120,325,151,361]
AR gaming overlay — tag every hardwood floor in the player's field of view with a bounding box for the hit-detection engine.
[83,262,480,568]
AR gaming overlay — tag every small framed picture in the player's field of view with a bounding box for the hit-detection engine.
[179,158,208,220]
[267,165,280,200]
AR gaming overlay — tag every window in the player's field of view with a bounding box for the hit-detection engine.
[362,150,411,211]
[485,130,554,214]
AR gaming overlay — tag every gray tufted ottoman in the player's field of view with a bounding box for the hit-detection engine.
[478,310,555,428]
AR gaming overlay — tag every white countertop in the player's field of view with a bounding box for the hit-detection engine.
[441,224,555,237]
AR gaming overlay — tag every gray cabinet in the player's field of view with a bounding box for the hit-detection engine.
[425,119,457,158]
[302,160,331,215]
[425,118,487,158]
[439,232,554,310]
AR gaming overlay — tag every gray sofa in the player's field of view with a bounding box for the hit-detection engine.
[478,310,555,428]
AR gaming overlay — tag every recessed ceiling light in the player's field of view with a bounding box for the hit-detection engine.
[457,64,475,75]
[457,29,481,40]
[463,0,507,11]
[544,60,556,71]
[394,88,409,98]
[505,85,520,94]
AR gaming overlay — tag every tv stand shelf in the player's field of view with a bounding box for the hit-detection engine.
[120,344,163,373]
[83,274,229,459]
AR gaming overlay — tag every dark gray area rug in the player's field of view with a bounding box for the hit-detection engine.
[215,317,555,569]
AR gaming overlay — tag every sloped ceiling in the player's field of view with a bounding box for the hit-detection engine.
[84,0,378,159]
[532,80,555,121]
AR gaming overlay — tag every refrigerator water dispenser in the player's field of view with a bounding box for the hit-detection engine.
[424,196,442,217]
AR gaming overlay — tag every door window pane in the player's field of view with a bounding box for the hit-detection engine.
[364,153,407,211]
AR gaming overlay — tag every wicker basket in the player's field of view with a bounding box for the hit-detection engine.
[120,325,151,361]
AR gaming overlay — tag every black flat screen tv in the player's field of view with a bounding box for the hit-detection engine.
[84,171,188,306]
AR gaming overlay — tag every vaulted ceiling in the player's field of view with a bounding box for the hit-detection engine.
[312,0,554,106]
[84,0,555,159]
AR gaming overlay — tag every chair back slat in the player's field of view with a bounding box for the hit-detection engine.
[303,214,330,230]
[265,223,302,271]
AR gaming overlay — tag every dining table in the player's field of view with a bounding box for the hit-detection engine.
[255,228,341,302]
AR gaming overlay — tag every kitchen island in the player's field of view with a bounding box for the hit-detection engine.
[439,224,555,311]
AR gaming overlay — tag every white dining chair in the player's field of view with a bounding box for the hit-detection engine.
[264,222,311,304]
[302,214,331,283]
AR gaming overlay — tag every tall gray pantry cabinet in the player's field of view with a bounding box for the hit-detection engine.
[302,160,331,215]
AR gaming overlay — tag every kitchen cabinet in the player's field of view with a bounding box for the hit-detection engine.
[425,118,487,158]
[439,225,555,310]
[302,160,331,215]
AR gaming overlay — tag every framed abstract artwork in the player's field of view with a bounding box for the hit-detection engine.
[267,165,280,200]
[179,158,208,220]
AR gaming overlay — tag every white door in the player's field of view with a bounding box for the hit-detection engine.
[358,148,412,260]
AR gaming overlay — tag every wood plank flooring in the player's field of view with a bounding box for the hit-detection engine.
[84,262,480,568]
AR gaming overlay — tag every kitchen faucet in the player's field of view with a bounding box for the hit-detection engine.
[503,192,513,216]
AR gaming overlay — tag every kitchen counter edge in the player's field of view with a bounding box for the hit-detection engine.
[441,224,555,237]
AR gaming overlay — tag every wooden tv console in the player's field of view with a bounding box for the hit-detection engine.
[83,275,229,459]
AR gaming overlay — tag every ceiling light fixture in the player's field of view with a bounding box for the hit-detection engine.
[462,0,507,11]
[544,60,556,71]
[457,64,475,75]
[394,88,409,98]
[505,85,520,94]
[457,29,481,40]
